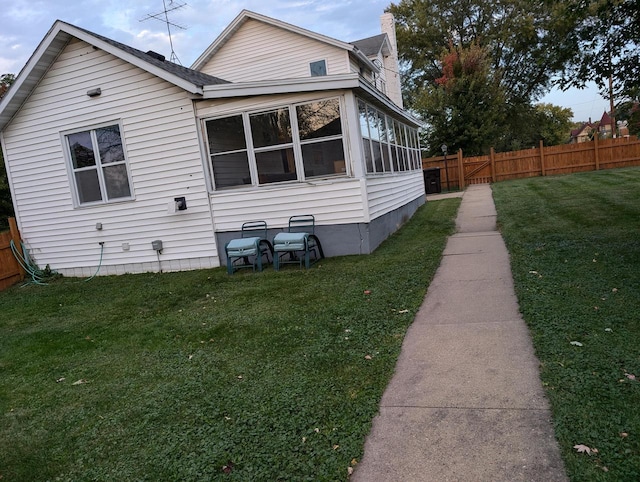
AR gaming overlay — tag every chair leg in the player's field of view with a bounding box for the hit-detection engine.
[227,256,234,275]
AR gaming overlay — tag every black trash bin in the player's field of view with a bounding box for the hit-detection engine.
[423,168,442,194]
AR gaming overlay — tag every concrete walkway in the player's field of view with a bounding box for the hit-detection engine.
[353,184,567,482]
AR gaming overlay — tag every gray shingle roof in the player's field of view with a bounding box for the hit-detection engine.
[351,34,387,57]
[71,23,230,86]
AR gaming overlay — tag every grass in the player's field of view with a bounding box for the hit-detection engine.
[493,167,640,481]
[0,199,460,481]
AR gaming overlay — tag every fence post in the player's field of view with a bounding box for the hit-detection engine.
[457,148,465,190]
[539,140,546,176]
[490,147,496,182]
[8,217,25,280]
[594,135,600,170]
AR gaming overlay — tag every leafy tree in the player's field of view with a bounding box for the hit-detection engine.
[616,100,640,136]
[534,103,575,146]
[388,0,572,154]
[1,74,16,229]
[418,43,507,156]
[558,0,639,101]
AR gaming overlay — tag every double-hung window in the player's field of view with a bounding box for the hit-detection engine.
[65,123,132,205]
[251,108,297,184]
[297,98,345,177]
[205,97,347,190]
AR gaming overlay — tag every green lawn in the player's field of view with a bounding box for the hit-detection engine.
[493,167,640,481]
[0,199,460,481]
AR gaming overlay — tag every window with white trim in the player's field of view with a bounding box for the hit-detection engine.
[65,123,132,205]
[309,59,327,77]
[358,99,420,175]
[205,97,347,190]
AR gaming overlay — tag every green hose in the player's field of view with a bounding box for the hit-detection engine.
[10,240,104,285]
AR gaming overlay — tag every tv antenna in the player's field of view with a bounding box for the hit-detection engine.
[140,0,188,64]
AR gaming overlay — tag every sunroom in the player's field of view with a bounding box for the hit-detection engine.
[196,75,425,261]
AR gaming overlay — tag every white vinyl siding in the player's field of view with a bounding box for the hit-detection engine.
[198,19,349,82]
[211,178,366,231]
[3,38,218,274]
[366,173,425,220]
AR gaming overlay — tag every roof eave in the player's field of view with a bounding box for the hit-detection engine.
[200,72,420,127]
[0,22,71,132]
[356,78,422,127]
[1,21,203,132]
[191,9,378,73]
[202,73,361,98]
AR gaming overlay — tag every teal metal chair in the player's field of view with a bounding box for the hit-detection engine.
[273,215,324,270]
[225,221,274,274]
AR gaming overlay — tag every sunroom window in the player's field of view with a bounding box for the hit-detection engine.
[250,108,296,184]
[206,114,251,189]
[297,98,345,177]
[358,98,420,175]
[204,97,347,190]
[66,123,132,205]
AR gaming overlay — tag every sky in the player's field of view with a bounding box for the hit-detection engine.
[1,0,609,122]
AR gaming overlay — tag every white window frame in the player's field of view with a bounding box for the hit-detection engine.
[62,120,134,207]
[203,96,350,191]
[357,98,421,176]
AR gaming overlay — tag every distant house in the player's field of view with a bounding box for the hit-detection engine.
[570,121,595,143]
[0,10,424,276]
[598,111,615,138]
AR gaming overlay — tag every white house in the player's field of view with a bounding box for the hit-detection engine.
[0,10,424,276]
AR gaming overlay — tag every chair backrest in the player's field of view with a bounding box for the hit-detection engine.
[241,221,268,239]
[288,215,315,234]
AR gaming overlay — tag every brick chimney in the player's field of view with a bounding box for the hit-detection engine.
[380,13,403,108]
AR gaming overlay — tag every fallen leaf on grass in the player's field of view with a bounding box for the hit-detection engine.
[397,309,409,314]
[188,354,194,360]
[625,373,636,381]
[364,355,373,360]
[620,432,628,438]
[605,328,613,332]
[347,467,354,476]
[612,288,618,293]
[72,379,88,385]
[574,444,597,455]
[363,290,371,295]
[56,377,65,383]
[222,461,234,474]
[570,341,583,347]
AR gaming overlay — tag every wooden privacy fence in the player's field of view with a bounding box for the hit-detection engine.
[0,218,25,291]
[422,136,640,190]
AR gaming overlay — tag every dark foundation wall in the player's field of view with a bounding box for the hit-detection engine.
[215,195,425,265]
